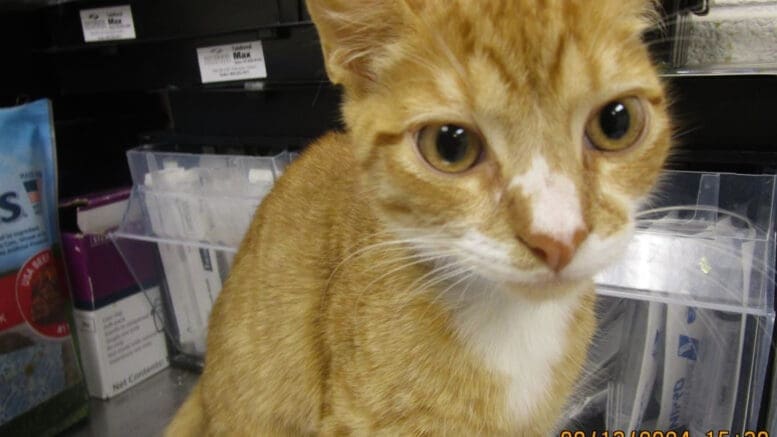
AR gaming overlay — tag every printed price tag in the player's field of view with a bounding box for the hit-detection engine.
[80,5,136,42]
[197,41,268,84]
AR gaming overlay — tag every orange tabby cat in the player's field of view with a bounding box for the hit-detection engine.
[167,0,672,435]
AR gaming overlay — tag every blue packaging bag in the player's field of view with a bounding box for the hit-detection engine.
[0,99,88,435]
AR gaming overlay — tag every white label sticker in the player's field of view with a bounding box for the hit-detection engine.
[80,5,136,42]
[197,41,268,84]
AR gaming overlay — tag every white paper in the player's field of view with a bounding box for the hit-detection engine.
[628,302,664,430]
[197,41,268,84]
[656,305,706,429]
[80,5,136,43]
[73,288,168,399]
[77,199,128,234]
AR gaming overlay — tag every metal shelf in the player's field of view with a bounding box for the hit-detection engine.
[61,368,198,437]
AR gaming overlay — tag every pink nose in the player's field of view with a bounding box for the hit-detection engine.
[521,230,588,272]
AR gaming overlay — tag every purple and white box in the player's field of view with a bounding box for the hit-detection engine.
[61,189,168,399]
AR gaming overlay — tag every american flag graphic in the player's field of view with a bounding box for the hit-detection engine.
[23,178,42,214]
[23,178,41,203]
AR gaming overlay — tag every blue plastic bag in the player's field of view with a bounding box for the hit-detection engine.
[0,99,88,435]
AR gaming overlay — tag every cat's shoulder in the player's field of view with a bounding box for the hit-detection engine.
[278,131,357,186]
[270,131,356,195]
[300,131,353,163]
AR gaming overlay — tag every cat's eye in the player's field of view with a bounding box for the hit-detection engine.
[417,124,483,173]
[585,97,646,152]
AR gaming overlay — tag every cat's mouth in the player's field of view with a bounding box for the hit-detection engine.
[446,228,634,291]
[392,225,631,299]
[437,255,590,302]
[462,256,581,286]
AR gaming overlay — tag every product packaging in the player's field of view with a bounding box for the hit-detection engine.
[0,99,89,435]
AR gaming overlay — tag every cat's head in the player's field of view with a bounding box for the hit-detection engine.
[308,0,672,298]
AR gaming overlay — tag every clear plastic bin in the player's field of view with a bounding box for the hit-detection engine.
[564,171,776,432]
[111,145,291,366]
[660,0,777,75]
[114,152,776,430]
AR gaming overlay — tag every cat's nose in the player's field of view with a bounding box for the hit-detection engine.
[520,230,588,272]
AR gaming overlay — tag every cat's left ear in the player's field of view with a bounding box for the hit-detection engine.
[306,0,403,91]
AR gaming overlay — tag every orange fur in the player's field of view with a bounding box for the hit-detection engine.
[167,0,671,435]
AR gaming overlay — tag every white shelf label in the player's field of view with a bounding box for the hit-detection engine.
[80,5,136,43]
[197,41,268,84]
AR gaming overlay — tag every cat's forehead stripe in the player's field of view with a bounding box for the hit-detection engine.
[435,70,466,105]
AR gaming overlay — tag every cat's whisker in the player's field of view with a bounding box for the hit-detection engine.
[388,265,456,317]
[373,245,468,278]
[331,239,437,280]
[643,34,711,49]
[619,257,764,307]
[395,264,474,320]
[697,239,775,274]
[635,205,758,231]
[643,8,706,32]
[351,229,441,247]
[412,267,474,318]
[633,218,757,237]
[455,283,505,336]
[633,220,765,248]
[351,257,440,313]
[407,257,466,293]
[690,307,739,349]
[362,251,450,277]
[386,224,465,240]
[451,249,527,284]
[681,240,776,281]
[571,361,608,389]
[670,125,703,141]
[423,266,475,307]
[391,252,480,326]
[351,250,461,313]
[452,270,478,311]
[390,257,469,313]
[631,224,775,280]
[326,243,411,288]
[424,272,477,327]
[327,235,451,284]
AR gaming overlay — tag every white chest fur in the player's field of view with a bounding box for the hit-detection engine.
[448,285,580,427]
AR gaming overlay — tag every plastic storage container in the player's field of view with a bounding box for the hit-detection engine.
[659,0,777,75]
[112,144,291,367]
[115,156,777,430]
[564,171,776,432]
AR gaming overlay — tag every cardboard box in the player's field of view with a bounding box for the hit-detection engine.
[61,189,168,399]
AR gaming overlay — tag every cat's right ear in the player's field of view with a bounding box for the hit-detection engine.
[306,0,402,91]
